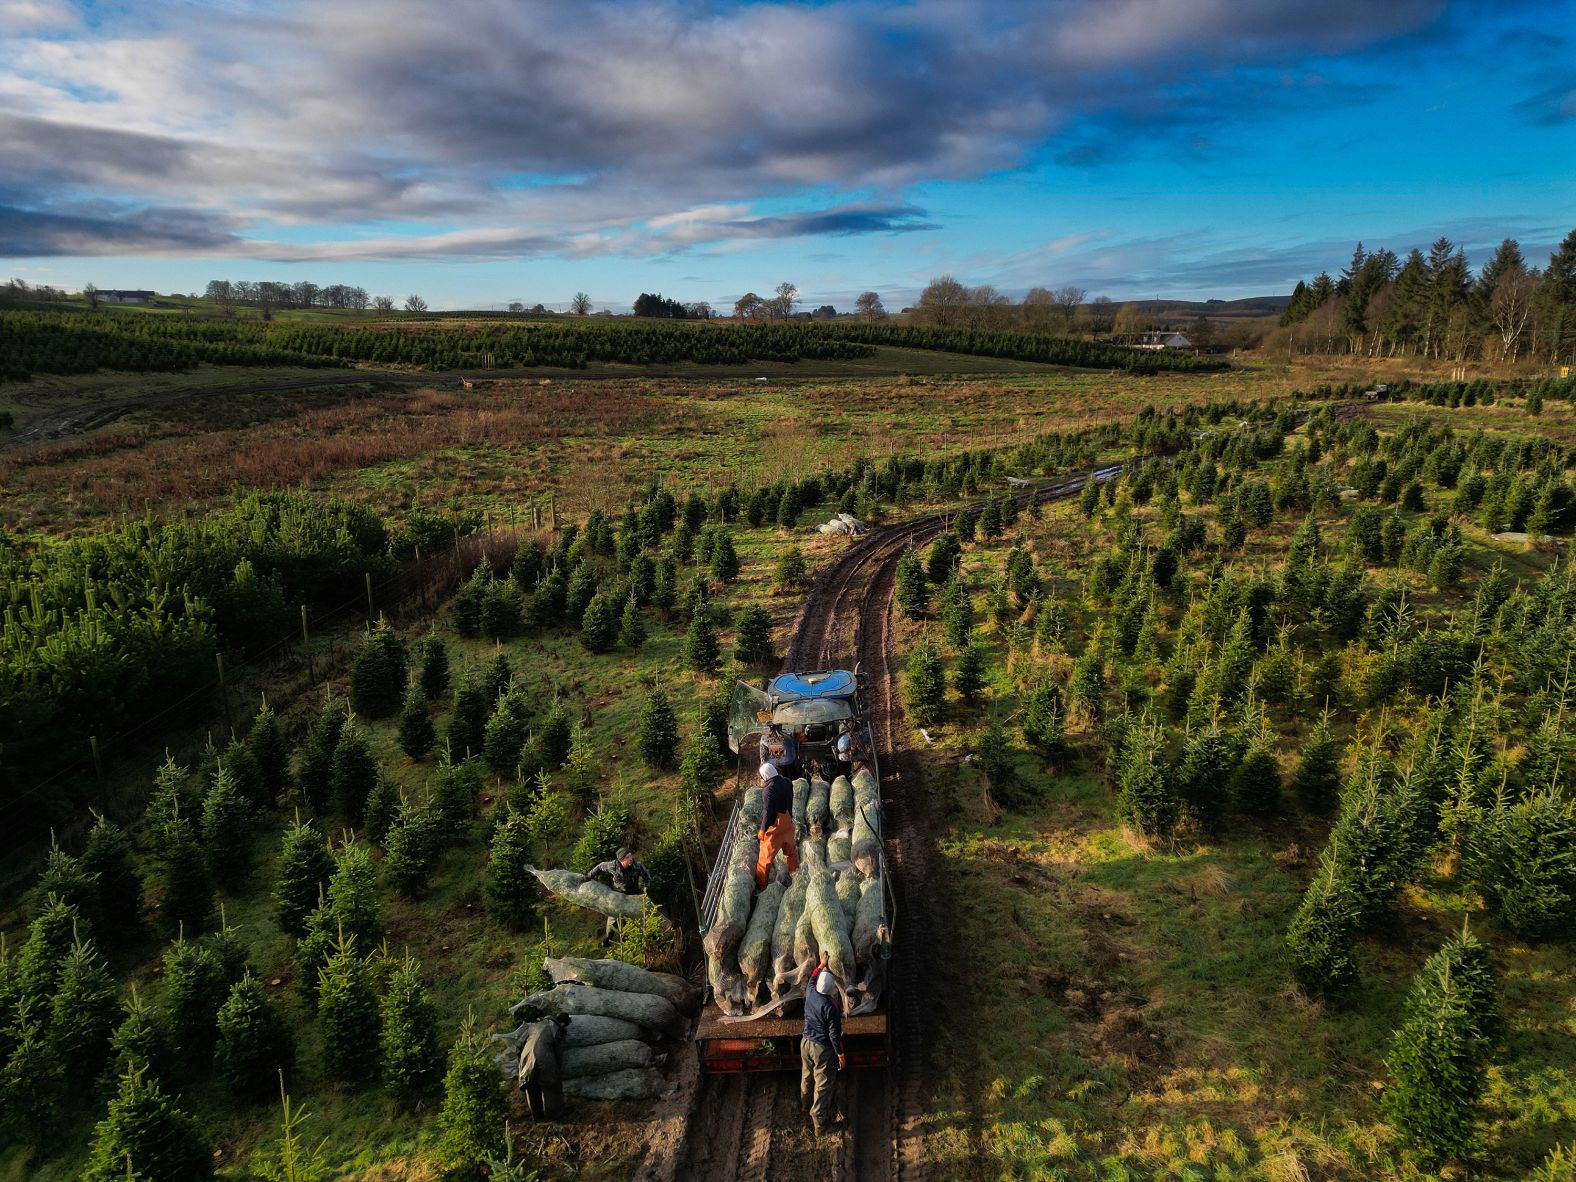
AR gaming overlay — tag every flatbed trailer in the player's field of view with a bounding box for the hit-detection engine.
[695,669,894,1074]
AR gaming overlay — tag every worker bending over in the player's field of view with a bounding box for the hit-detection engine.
[517,1012,572,1120]
[755,761,800,889]
[801,952,846,1137]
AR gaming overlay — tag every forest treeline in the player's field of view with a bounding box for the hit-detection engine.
[0,312,1218,381]
[1279,228,1576,362]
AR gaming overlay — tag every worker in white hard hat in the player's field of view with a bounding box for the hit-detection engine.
[801,951,846,1137]
[755,760,800,889]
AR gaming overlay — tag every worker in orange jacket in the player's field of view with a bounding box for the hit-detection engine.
[755,760,800,889]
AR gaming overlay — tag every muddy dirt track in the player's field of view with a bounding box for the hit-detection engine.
[630,468,1120,1182]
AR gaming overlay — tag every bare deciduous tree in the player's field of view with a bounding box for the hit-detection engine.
[734,292,765,320]
[571,291,592,316]
[348,287,369,311]
[1112,303,1147,343]
[769,281,799,320]
[964,284,1011,328]
[1054,285,1086,331]
[1020,286,1054,331]
[374,295,395,312]
[1491,265,1536,360]
[855,291,885,320]
[404,293,428,313]
[82,282,100,310]
[507,301,524,313]
[916,275,968,327]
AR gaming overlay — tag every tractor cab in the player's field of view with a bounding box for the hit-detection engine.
[727,669,872,774]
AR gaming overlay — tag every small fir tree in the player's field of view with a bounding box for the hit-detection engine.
[296,696,347,810]
[247,700,292,804]
[222,739,268,810]
[380,958,443,1104]
[327,843,383,947]
[438,1016,510,1175]
[29,841,100,932]
[637,688,681,770]
[49,938,122,1074]
[384,802,443,900]
[152,811,214,933]
[1292,714,1343,812]
[447,678,493,760]
[82,813,142,939]
[684,606,721,675]
[273,817,334,938]
[202,764,254,888]
[952,641,987,705]
[329,722,379,824]
[1383,929,1500,1163]
[353,620,406,721]
[1285,846,1361,1002]
[618,594,647,650]
[418,632,451,701]
[773,546,808,593]
[105,987,174,1090]
[363,774,401,846]
[215,971,295,1097]
[483,809,537,929]
[397,680,437,761]
[733,603,774,665]
[580,590,619,653]
[82,1068,213,1182]
[1021,677,1067,759]
[483,694,529,778]
[904,636,947,727]
[430,755,482,831]
[317,935,381,1081]
[709,531,740,582]
[938,571,974,648]
[163,934,235,1064]
[895,546,929,620]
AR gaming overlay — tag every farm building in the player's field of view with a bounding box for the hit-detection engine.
[1133,331,1193,350]
[97,289,157,304]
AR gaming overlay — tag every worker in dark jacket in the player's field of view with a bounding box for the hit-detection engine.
[801,952,845,1136]
[585,848,651,940]
[584,848,651,896]
[755,761,800,889]
[517,1013,572,1120]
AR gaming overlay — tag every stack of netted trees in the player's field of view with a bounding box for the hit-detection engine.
[704,767,888,1018]
[501,957,700,1099]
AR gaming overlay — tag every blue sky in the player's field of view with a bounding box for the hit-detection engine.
[1,0,1572,311]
